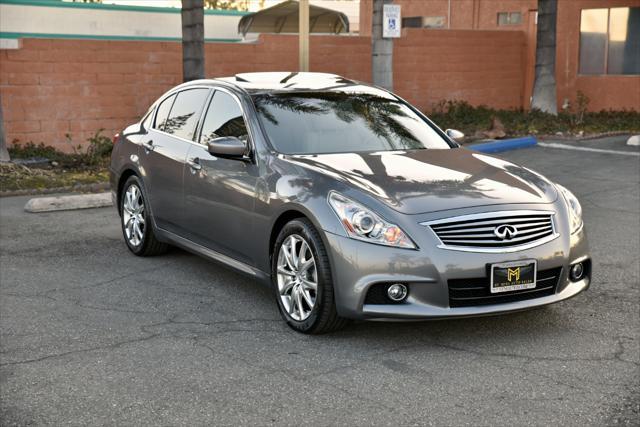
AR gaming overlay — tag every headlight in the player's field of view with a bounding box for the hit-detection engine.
[556,184,583,234]
[328,192,416,249]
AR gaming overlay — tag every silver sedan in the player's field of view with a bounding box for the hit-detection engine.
[109,72,590,334]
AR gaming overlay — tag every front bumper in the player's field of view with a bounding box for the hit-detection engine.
[323,206,591,320]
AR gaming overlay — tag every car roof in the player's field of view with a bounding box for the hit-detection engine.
[180,72,395,98]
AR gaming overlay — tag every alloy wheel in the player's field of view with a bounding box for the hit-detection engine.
[122,184,145,247]
[276,234,318,321]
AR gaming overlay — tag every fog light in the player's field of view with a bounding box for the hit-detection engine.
[570,263,584,281]
[387,283,408,302]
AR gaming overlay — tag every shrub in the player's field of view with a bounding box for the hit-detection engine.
[9,130,113,169]
[427,99,640,140]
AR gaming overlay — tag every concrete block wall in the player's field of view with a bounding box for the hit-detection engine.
[395,29,525,111]
[0,31,524,151]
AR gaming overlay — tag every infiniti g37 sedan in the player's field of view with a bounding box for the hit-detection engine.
[110,72,591,334]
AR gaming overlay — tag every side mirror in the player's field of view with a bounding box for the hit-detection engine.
[207,136,246,158]
[445,129,465,141]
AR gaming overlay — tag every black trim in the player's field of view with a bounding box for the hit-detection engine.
[448,267,563,308]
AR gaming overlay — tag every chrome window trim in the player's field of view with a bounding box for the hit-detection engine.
[149,128,205,147]
[420,210,560,253]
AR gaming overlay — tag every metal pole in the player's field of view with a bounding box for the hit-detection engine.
[299,0,309,72]
[448,0,451,28]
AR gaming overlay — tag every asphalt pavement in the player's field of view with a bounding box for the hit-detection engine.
[1,137,638,426]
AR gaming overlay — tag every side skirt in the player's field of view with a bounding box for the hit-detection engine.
[155,227,272,285]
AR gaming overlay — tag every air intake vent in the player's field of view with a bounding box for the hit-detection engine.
[448,267,562,307]
[422,210,558,252]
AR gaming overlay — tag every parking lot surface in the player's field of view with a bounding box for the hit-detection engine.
[1,139,638,426]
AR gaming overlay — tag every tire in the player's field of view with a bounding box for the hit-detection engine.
[120,175,168,257]
[272,218,348,334]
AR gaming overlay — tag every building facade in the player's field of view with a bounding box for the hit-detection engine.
[361,0,640,111]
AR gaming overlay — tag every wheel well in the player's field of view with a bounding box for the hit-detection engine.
[116,169,137,215]
[269,210,307,258]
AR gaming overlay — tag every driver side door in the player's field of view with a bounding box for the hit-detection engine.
[182,89,259,266]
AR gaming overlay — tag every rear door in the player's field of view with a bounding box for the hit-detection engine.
[182,89,258,265]
[141,87,211,233]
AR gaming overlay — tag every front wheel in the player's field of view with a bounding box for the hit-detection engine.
[272,218,348,334]
[120,175,168,256]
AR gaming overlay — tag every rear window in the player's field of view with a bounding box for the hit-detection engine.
[252,92,451,155]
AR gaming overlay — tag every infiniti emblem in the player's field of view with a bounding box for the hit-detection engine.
[494,224,518,240]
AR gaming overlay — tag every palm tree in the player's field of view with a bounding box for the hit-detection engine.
[531,0,558,114]
[0,99,9,162]
[181,0,205,82]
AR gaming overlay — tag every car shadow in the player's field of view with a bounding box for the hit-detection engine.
[166,246,572,348]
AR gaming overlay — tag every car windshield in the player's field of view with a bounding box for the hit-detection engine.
[252,92,452,154]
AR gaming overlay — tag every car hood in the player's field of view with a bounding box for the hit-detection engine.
[286,148,558,214]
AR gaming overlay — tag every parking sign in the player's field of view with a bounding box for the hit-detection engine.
[383,4,401,38]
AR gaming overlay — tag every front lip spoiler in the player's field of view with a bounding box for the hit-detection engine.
[361,277,590,320]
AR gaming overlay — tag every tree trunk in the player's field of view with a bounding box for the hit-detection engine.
[0,97,9,163]
[181,0,205,82]
[372,0,393,90]
[531,0,558,114]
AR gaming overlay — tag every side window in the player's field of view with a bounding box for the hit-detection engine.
[199,91,249,145]
[154,94,175,131]
[164,88,210,140]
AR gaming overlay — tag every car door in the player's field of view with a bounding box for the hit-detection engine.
[182,89,259,265]
[141,88,211,233]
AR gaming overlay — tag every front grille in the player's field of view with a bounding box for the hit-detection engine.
[448,267,562,307]
[423,210,558,251]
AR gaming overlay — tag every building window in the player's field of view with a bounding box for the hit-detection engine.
[497,12,522,25]
[402,16,423,28]
[402,16,445,29]
[579,7,640,75]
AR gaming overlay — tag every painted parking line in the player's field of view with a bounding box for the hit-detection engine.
[538,142,640,157]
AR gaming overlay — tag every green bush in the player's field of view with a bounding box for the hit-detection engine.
[9,130,113,169]
[428,100,640,140]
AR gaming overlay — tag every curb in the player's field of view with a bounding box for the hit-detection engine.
[1,182,110,198]
[538,131,633,141]
[24,192,113,213]
[468,136,537,153]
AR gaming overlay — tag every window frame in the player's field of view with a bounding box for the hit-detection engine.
[195,86,254,154]
[578,7,640,76]
[149,86,213,145]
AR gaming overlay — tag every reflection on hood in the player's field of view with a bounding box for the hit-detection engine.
[286,149,558,214]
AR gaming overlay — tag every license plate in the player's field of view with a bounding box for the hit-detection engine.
[490,260,537,294]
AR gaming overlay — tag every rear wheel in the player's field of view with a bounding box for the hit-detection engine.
[120,175,168,256]
[272,218,348,334]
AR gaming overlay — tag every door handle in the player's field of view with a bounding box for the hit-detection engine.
[142,140,154,152]
[187,157,202,171]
